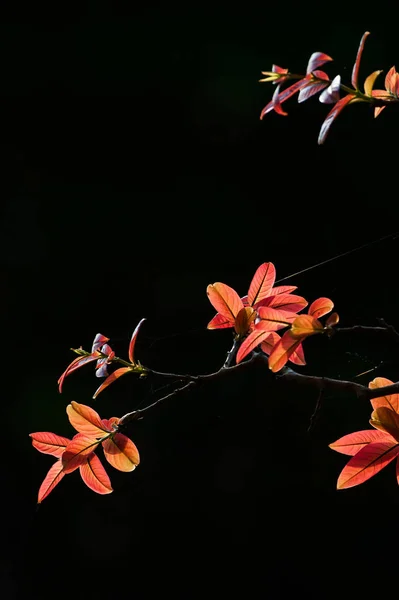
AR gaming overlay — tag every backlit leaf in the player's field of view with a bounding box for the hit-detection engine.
[308,297,334,318]
[91,333,110,353]
[260,76,312,118]
[80,453,113,495]
[329,429,391,455]
[289,342,306,366]
[206,282,243,322]
[319,75,341,104]
[268,330,303,373]
[102,433,140,472]
[128,318,146,364]
[336,441,399,489]
[256,307,296,331]
[268,285,297,296]
[236,330,273,364]
[370,407,399,442]
[234,307,256,336]
[364,70,383,96]
[58,354,100,393]
[291,314,324,337]
[67,401,110,436]
[258,293,308,313]
[325,312,339,327]
[385,66,399,96]
[260,332,280,355]
[247,263,276,307]
[306,52,333,74]
[30,432,70,457]
[92,367,132,400]
[351,31,370,89]
[318,94,356,145]
[62,434,100,474]
[207,313,233,330]
[369,377,399,412]
[37,460,65,504]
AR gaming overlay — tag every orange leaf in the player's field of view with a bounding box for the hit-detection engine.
[92,367,132,400]
[62,434,100,474]
[30,432,70,457]
[351,31,370,89]
[58,354,100,393]
[207,313,233,330]
[128,318,146,364]
[67,401,110,436]
[247,262,276,307]
[260,332,280,355]
[370,407,399,442]
[79,453,113,495]
[257,293,308,313]
[325,312,339,327]
[234,307,256,336]
[369,377,399,413]
[268,285,297,296]
[318,94,356,145]
[364,70,383,96]
[236,329,274,364]
[37,460,66,504]
[329,429,392,455]
[289,342,306,366]
[336,441,399,489]
[102,433,140,472]
[308,297,334,318]
[268,330,303,373]
[291,314,324,338]
[256,306,296,331]
[206,282,243,322]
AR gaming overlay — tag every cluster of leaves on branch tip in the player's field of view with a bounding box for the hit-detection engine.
[260,31,399,144]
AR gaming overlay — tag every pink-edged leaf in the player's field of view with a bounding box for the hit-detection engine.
[268,285,297,296]
[258,293,308,313]
[370,407,399,442]
[329,429,392,456]
[66,401,110,436]
[260,75,312,118]
[102,433,140,472]
[289,342,306,366]
[306,52,333,74]
[318,94,355,145]
[30,432,70,457]
[369,377,399,412]
[268,329,303,373]
[384,65,399,96]
[308,297,334,319]
[58,354,100,393]
[62,434,100,474]
[291,314,324,337]
[256,306,296,331]
[207,312,233,330]
[234,307,256,336]
[271,84,288,116]
[95,358,109,379]
[364,70,383,96]
[79,453,113,495]
[92,367,132,400]
[319,75,341,104]
[336,440,399,489]
[91,333,110,353]
[128,318,146,364]
[260,332,280,355]
[37,460,66,504]
[351,31,370,89]
[206,282,243,322]
[236,330,273,364]
[298,80,329,103]
[247,263,276,306]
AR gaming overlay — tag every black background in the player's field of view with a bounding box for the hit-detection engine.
[3,4,399,599]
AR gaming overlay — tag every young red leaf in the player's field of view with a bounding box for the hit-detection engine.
[336,441,399,489]
[370,407,399,441]
[318,94,356,145]
[306,52,333,73]
[62,434,100,474]
[270,84,289,116]
[206,282,243,322]
[351,31,370,89]
[260,75,312,118]
[258,293,308,313]
[256,306,296,331]
[91,333,110,353]
[66,401,111,437]
[128,318,146,364]
[236,330,273,364]
[364,70,383,96]
[30,432,70,457]
[234,307,256,336]
[247,263,276,306]
[289,342,306,366]
[329,429,392,456]
[369,377,399,412]
[325,312,339,327]
[291,314,324,337]
[298,75,329,103]
[319,75,341,104]
[79,453,113,495]
[92,367,132,400]
[260,332,280,355]
[37,460,66,504]
[385,66,399,96]
[58,354,100,393]
[268,329,303,373]
[308,297,334,318]
[102,433,140,472]
[267,285,297,296]
[207,313,233,330]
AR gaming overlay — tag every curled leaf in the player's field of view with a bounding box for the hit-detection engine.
[291,314,324,337]
[308,297,334,319]
[128,318,146,364]
[102,433,140,472]
[351,31,370,89]
[92,367,132,400]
